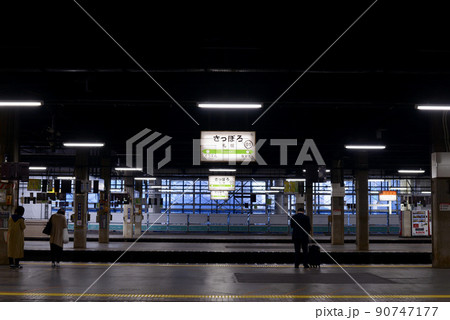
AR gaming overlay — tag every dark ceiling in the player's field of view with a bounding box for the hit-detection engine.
[1,0,450,176]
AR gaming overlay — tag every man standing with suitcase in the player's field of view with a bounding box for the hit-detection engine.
[291,208,311,268]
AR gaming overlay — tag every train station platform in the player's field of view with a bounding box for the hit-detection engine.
[20,233,432,264]
[1,233,446,302]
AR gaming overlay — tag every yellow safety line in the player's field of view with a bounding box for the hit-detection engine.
[20,262,431,268]
[0,292,448,299]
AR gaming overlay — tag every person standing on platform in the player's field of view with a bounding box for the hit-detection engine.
[291,208,311,268]
[49,209,67,268]
[7,206,26,269]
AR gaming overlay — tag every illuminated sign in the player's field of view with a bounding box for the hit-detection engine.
[208,176,236,191]
[200,131,255,162]
[379,191,397,201]
[211,190,229,200]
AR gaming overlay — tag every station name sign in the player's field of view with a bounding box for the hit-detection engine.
[201,131,256,162]
[210,190,229,200]
[208,176,236,191]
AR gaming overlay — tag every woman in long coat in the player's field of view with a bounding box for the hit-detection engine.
[7,206,26,269]
[49,209,68,268]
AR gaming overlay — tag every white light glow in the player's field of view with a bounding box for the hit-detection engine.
[286,179,306,182]
[369,179,385,182]
[417,105,450,111]
[390,187,408,190]
[398,170,425,174]
[159,190,177,192]
[422,191,432,194]
[270,187,285,189]
[209,169,237,172]
[29,166,47,170]
[64,142,105,147]
[0,101,42,107]
[198,103,262,109]
[114,167,142,171]
[134,177,157,181]
[253,190,280,193]
[345,145,386,150]
[150,186,169,189]
[57,176,76,180]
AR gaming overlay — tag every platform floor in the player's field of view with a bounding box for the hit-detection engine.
[0,262,448,302]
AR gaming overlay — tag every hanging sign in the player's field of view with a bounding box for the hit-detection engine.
[211,190,229,200]
[200,131,256,162]
[379,191,397,201]
[27,179,41,191]
[208,176,236,191]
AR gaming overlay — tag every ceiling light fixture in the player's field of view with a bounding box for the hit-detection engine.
[416,105,450,111]
[345,145,386,150]
[198,103,262,109]
[134,177,157,181]
[63,142,105,147]
[57,176,76,180]
[209,169,237,172]
[0,101,42,107]
[398,170,425,174]
[421,191,431,194]
[29,166,47,170]
[286,179,306,182]
[114,167,142,171]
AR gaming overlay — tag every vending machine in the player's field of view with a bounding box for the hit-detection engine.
[411,209,431,236]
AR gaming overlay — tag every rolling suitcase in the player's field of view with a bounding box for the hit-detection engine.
[308,244,321,268]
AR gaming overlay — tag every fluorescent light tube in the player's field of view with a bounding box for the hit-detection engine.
[150,186,169,189]
[209,168,237,172]
[134,177,157,180]
[0,101,42,107]
[398,170,425,174]
[416,105,450,111]
[286,179,306,182]
[57,176,76,180]
[369,179,385,182]
[198,103,262,109]
[421,191,431,194]
[345,145,386,150]
[64,142,105,147]
[29,166,47,170]
[270,187,285,189]
[115,167,142,171]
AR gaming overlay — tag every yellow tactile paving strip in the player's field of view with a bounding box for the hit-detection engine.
[0,292,449,300]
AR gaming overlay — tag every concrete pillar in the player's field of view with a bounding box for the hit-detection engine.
[73,149,89,249]
[123,176,134,238]
[275,179,284,214]
[355,153,369,251]
[134,180,143,237]
[306,181,313,235]
[296,182,305,212]
[98,157,111,243]
[0,110,19,264]
[431,113,450,268]
[149,178,162,214]
[331,160,345,245]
